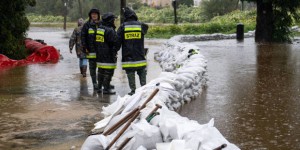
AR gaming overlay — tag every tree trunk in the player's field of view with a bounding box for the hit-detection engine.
[120,0,126,23]
[255,0,273,42]
[78,0,82,18]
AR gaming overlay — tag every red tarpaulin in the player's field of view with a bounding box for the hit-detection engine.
[0,39,60,68]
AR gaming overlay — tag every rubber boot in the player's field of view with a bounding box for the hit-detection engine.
[137,69,147,86]
[126,71,136,95]
[97,73,104,93]
[80,67,83,74]
[128,90,135,96]
[103,74,115,95]
[82,65,87,77]
[91,76,98,90]
[110,84,115,89]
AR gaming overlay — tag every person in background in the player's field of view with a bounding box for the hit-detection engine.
[117,7,149,95]
[95,12,120,94]
[81,8,101,90]
[69,18,87,77]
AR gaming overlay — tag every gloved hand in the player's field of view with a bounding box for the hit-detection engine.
[85,49,89,55]
[70,49,72,54]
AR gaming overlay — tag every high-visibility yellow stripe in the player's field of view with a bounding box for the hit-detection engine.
[125,25,142,31]
[88,29,95,34]
[97,65,116,69]
[97,31,104,35]
[125,27,142,31]
[122,62,147,68]
[86,53,96,59]
[96,29,105,35]
[97,63,116,69]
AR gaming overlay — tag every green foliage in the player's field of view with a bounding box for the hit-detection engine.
[27,13,70,22]
[146,10,257,38]
[200,0,239,21]
[136,5,202,23]
[245,0,300,42]
[26,0,120,21]
[272,0,300,42]
[178,0,194,6]
[0,0,35,59]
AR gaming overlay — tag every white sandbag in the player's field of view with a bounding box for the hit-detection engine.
[156,140,192,150]
[136,146,147,150]
[115,119,163,150]
[81,134,108,150]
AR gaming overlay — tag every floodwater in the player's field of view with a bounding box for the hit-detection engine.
[179,38,300,150]
[1,27,299,150]
[0,27,165,150]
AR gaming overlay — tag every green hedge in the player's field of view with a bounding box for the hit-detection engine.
[146,10,257,38]
[27,13,70,22]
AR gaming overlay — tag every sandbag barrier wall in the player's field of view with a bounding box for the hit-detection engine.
[153,36,208,110]
[154,31,255,110]
[82,34,241,150]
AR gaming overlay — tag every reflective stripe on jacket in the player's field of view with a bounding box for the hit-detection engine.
[86,52,96,59]
[97,62,116,69]
[122,60,147,68]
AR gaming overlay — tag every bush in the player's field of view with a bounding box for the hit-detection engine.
[146,10,256,38]
[136,5,202,23]
[27,13,70,22]
[0,0,35,60]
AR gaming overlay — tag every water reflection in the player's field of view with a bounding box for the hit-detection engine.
[0,66,28,95]
[180,39,300,150]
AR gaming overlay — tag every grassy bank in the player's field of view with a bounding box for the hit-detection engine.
[146,10,256,38]
[28,10,257,38]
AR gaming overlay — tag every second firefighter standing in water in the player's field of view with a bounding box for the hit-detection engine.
[96,13,120,94]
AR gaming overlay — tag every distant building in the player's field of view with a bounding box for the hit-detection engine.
[142,0,201,8]
[142,0,171,7]
[194,0,201,7]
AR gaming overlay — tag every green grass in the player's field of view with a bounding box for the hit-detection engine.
[30,22,77,28]
[146,10,257,39]
[28,10,257,39]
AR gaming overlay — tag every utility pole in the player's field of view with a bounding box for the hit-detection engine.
[78,0,83,18]
[120,0,126,24]
[172,0,178,24]
[63,0,67,31]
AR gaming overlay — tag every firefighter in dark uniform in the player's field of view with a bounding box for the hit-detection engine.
[117,7,149,95]
[81,8,101,90]
[96,12,120,94]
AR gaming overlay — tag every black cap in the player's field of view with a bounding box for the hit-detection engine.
[102,12,117,22]
[123,7,138,21]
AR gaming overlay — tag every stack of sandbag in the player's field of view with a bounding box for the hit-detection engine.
[153,38,207,110]
[81,35,240,150]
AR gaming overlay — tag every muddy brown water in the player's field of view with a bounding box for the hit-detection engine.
[179,38,300,150]
[0,27,165,150]
[1,27,300,150]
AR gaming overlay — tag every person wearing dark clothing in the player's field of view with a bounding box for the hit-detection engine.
[96,12,120,94]
[69,18,87,77]
[117,7,149,95]
[81,8,101,90]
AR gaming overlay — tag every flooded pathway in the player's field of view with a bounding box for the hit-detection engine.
[179,38,300,150]
[1,27,300,150]
[0,27,164,150]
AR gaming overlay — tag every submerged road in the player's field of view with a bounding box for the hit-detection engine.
[179,39,300,150]
[0,27,164,150]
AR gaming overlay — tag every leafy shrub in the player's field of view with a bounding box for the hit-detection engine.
[27,13,70,22]
[146,10,256,38]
